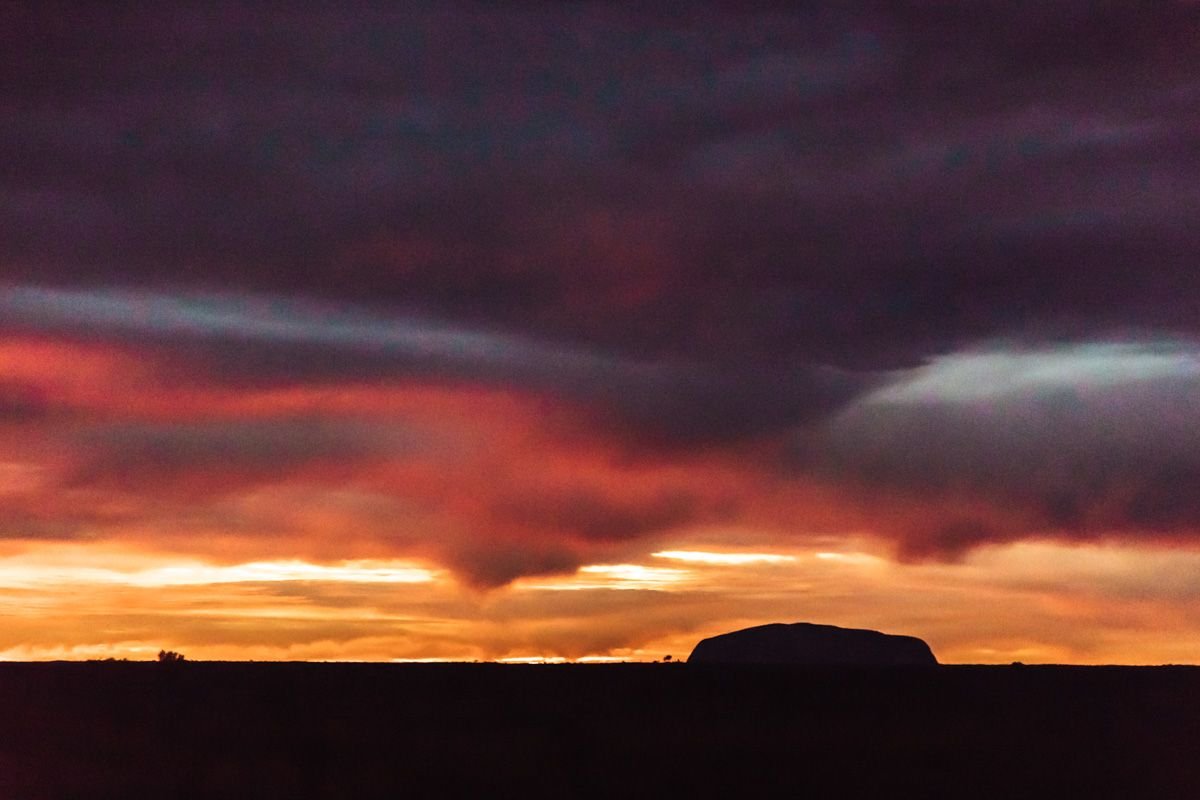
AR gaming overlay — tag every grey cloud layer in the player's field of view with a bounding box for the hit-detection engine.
[0,284,868,449]
[809,343,1200,555]
[3,2,1199,366]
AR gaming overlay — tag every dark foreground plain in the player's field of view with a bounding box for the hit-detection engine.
[3,662,1198,798]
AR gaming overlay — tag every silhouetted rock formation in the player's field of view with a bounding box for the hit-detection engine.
[688,622,938,666]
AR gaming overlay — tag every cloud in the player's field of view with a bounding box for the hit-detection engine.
[0,286,619,374]
[491,489,706,543]
[808,342,1200,556]
[0,285,869,450]
[62,417,428,496]
[0,382,49,423]
[439,544,583,591]
[1,2,1198,373]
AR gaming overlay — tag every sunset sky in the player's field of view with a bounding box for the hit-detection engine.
[3,2,1200,664]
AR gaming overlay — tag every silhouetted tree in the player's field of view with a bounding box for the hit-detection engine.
[663,655,673,662]
[157,650,186,663]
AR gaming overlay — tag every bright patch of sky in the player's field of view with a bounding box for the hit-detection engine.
[651,550,796,565]
[0,558,437,589]
[866,343,1200,405]
[518,563,692,591]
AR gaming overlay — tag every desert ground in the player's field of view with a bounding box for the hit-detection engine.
[2,662,1197,797]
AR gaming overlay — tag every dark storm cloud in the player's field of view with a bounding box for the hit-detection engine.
[440,542,583,590]
[3,1,1199,366]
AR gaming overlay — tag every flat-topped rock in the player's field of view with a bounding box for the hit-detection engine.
[687,622,938,666]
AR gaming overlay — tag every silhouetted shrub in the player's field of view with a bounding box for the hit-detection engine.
[157,650,186,664]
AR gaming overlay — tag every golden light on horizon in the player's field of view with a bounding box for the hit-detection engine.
[0,557,438,589]
[2,536,1200,665]
[813,551,881,565]
[516,563,693,592]
[651,550,797,565]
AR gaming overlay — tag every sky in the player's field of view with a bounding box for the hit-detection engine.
[2,1,1200,663]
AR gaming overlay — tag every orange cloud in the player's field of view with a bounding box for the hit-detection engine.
[4,332,1200,664]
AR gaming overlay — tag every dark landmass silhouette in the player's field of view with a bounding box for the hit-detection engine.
[2,662,1198,797]
[688,621,938,666]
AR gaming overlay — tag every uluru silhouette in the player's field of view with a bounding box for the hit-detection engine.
[688,622,938,666]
